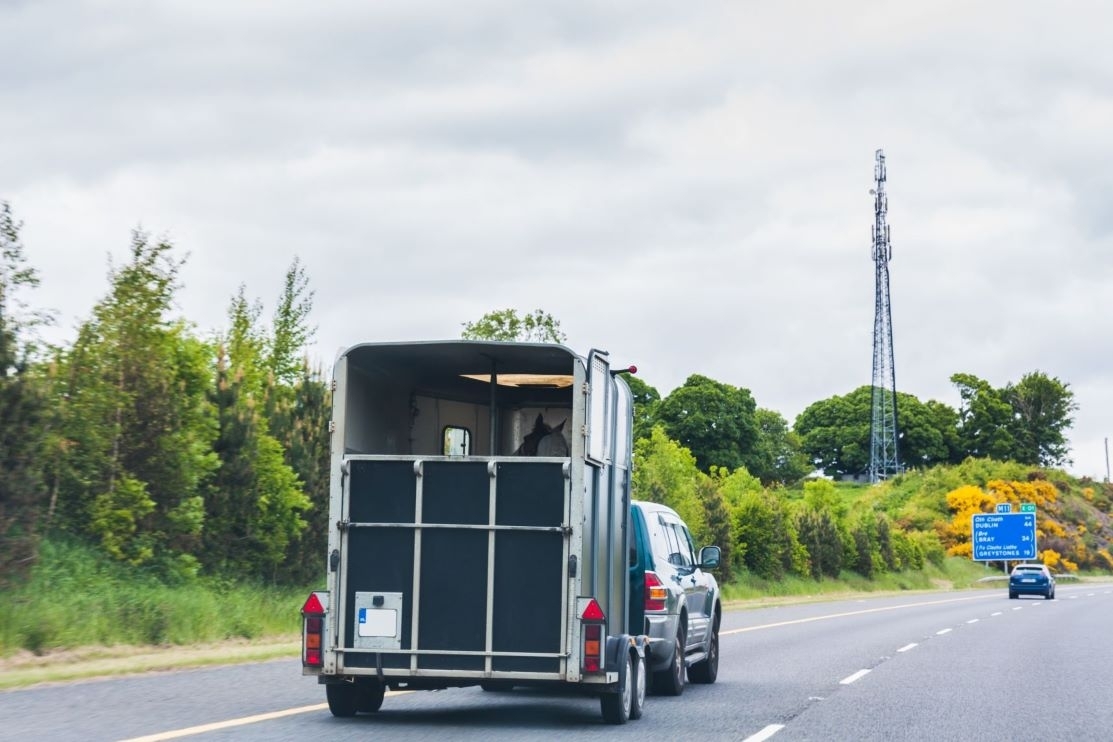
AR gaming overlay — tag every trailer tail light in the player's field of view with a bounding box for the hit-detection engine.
[645,571,667,612]
[581,599,606,674]
[302,593,326,668]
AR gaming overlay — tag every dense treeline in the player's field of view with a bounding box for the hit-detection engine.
[0,203,329,588]
[0,205,1095,594]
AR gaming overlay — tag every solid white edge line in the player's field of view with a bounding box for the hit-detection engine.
[119,691,412,742]
[936,628,952,635]
[839,669,870,685]
[896,643,918,653]
[743,724,787,742]
[116,703,329,742]
[718,593,1000,637]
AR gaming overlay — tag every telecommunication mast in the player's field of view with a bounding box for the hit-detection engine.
[869,149,900,482]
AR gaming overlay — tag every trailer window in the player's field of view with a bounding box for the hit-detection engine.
[443,426,471,456]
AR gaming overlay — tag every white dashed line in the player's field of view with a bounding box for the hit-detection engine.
[966,619,979,624]
[743,724,786,742]
[840,669,871,685]
[936,628,952,635]
[1012,606,1022,611]
[991,612,1002,616]
[897,643,918,653]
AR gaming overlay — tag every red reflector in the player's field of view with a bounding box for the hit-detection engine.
[581,599,605,621]
[305,649,322,667]
[302,593,325,615]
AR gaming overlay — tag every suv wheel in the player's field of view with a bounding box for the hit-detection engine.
[689,620,719,684]
[653,627,686,696]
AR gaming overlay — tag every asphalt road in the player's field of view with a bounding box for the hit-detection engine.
[3,584,1111,741]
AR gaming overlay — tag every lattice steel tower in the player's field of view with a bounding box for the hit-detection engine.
[869,149,900,482]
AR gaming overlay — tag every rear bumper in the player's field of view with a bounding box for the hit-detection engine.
[1010,582,1051,595]
[644,612,680,672]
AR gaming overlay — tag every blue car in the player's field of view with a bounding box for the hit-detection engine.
[1009,563,1055,599]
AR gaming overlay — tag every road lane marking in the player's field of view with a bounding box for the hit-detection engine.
[1012,607,1022,611]
[896,643,917,653]
[743,724,786,742]
[991,612,1002,616]
[840,669,870,685]
[118,692,411,742]
[966,619,979,624]
[117,704,329,741]
[719,593,999,636]
[936,628,952,635]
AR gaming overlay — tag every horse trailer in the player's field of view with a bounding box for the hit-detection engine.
[301,340,648,724]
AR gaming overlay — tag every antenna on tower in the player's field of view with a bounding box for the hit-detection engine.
[869,149,900,482]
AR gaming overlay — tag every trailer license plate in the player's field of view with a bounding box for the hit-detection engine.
[358,608,397,637]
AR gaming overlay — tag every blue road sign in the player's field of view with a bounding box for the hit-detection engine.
[972,513,1037,561]
[995,503,1012,514]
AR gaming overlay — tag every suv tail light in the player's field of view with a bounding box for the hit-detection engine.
[645,571,667,612]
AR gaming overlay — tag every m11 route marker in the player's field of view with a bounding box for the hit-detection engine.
[972,512,1037,561]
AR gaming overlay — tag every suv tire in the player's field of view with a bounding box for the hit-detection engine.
[653,627,686,696]
[688,620,719,684]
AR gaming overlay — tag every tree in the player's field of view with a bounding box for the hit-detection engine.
[203,280,311,580]
[625,374,661,445]
[273,362,331,584]
[748,408,812,485]
[950,373,1016,461]
[1005,371,1076,467]
[733,490,807,579]
[461,308,566,343]
[0,202,50,586]
[793,388,871,477]
[794,387,960,477]
[268,258,316,387]
[631,426,707,539]
[53,232,218,576]
[655,374,759,474]
[796,507,842,579]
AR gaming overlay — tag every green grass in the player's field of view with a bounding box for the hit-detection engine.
[0,539,312,657]
[720,556,994,603]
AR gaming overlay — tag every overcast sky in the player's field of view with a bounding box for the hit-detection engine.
[3,1,1110,479]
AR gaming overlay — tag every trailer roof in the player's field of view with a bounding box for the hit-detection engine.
[341,340,586,400]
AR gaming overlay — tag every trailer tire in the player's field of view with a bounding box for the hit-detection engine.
[630,651,646,720]
[356,681,386,712]
[652,627,686,697]
[600,648,633,725]
[326,683,359,717]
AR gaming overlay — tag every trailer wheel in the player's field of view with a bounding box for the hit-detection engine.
[356,681,386,712]
[326,683,359,717]
[630,651,646,720]
[652,627,686,696]
[600,649,633,725]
